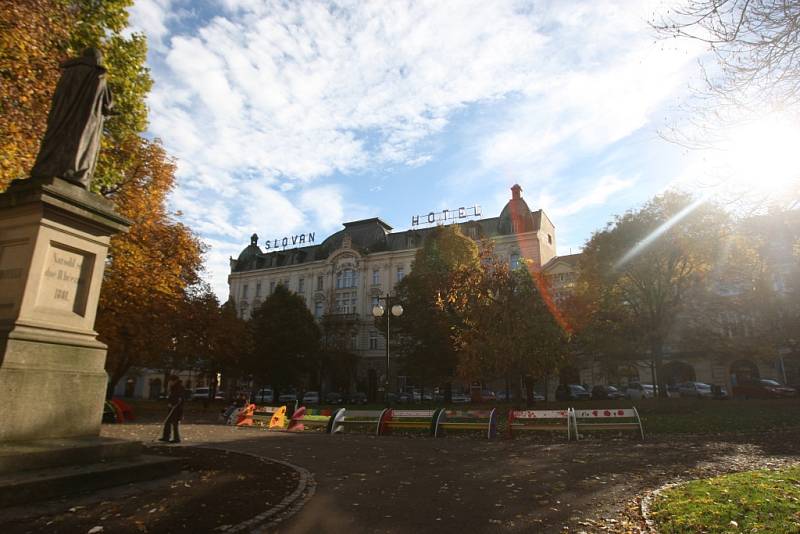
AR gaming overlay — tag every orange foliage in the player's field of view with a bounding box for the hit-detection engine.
[0,0,72,189]
[96,137,205,387]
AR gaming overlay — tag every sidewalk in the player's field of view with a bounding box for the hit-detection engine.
[102,423,800,533]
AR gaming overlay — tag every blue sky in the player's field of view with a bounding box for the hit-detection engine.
[126,0,798,299]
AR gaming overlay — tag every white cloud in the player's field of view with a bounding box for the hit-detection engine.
[136,0,707,298]
[127,0,173,50]
[550,175,637,216]
[299,185,344,232]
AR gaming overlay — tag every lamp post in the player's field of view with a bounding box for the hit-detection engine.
[372,294,403,404]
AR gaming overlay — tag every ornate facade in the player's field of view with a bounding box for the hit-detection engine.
[229,184,558,392]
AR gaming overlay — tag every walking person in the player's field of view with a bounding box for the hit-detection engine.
[159,375,185,443]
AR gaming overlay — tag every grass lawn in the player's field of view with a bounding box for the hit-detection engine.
[648,466,800,533]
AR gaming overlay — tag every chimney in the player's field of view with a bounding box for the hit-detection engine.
[511,184,522,200]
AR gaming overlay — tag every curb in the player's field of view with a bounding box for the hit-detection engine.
[178,445,316,533]
[639,480,684,534]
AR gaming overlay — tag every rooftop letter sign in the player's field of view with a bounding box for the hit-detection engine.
[411,205,481,227]
[264,232,315,250]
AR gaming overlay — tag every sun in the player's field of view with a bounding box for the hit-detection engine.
[721,115,800,200]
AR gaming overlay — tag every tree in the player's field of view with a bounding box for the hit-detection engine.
[654,1,800,110]
[96,138,205,392]
[172,286,251,402]
[576,191,731,397]
[248,285,321,395]
[389,225,480,395]
[448,249,569,404]
[0,0,73,189]
[0,0,152,191]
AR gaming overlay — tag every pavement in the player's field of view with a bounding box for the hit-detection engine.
[102,422,800,533]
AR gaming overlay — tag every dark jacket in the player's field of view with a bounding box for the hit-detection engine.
[168,381,185,418]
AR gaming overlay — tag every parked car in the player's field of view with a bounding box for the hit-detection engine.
[677,382,714,398]
[591,385,625,400]
[255,388,273,403]
[451,392,471,404]
[627,383,656,400]
[733,379,798,399]
[397,392,412,403]
[479,390,496,402]
[496,390,514,401]
[302,391,320,404]
[347,392,368,405]
[278,391,298,403]
[555,384,590,401]
[191,387,224,401]
[325,392,343,404]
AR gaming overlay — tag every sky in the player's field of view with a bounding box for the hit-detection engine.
[124,0,796,299]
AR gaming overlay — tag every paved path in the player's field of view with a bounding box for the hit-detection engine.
[103,424,800,533]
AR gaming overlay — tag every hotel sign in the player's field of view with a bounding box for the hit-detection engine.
[411,205,481,227]
[264,232,315,250]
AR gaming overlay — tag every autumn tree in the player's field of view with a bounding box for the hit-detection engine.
[576,191,731,397]
[0,0,152,190]
[389,225,480,397]
[448,250,569,404]
[247,285,321,396]
[171,286,251,401]
[97,138,204,393]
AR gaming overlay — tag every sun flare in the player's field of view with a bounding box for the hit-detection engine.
[721,115,800,198]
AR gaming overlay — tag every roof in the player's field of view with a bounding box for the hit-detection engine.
[231,187,551,273]
[542,253,582,272]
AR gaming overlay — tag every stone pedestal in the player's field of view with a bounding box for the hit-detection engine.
[0,177,129,442]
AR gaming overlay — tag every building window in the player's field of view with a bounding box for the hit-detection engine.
[255,282,261,297]
[510,253,520,270]
[336,268,357,289]
[372,269,380,285]
[548,234,553,245]
[396,266,404,283]
[314,301,323,318]
[369,330,378,350]
[317,275,324,291]
[371,296,380,309]
[351,334,358,351]
[269,281,275,294]
[242,284,249,298]
[298,277,305,293]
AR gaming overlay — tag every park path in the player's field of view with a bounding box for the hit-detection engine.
[103,423,800,533]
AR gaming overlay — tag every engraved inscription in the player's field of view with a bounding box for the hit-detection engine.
[37,244,94,316]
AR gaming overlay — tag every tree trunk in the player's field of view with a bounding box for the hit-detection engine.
[524,376,534,407]
[652,340,668,399]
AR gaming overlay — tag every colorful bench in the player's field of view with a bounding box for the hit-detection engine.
[287,406,335,432]
[235,404,291,429]
[328,408,390,435]
[507,409,574,440]
[379,409,440,436]
[433,409,498,439]
[571,408,644,440]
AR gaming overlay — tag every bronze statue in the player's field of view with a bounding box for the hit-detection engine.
[30,48,114,189]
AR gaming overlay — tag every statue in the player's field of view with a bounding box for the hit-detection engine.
[30,48,114,189]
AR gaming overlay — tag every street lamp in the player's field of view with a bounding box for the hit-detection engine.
[372,295,403,403]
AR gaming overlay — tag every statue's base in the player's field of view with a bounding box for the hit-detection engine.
[0,176,129,442]
[0,437,181,507]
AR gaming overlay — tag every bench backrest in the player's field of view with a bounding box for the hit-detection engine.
[390,409,437,419]
[573,408,636,419]
[435,408,498,439]
[507,409,573,439]
[571,407,644,440]
[329,408,388,435]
